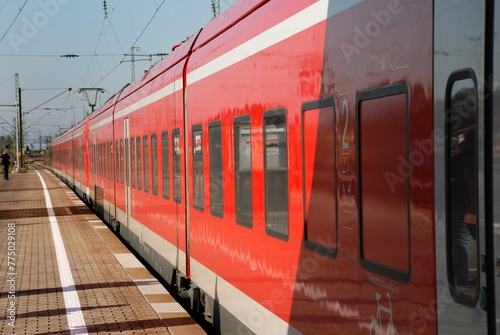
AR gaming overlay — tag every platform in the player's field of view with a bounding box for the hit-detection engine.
[0,168,207,335]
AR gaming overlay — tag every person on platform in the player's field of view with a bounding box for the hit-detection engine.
[1,150,11,180]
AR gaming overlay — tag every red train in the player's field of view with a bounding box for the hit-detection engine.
[52,0,500,334]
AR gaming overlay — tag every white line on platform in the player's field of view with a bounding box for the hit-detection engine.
[37,171,88,335]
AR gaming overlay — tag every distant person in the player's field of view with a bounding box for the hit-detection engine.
[1,150,11,180]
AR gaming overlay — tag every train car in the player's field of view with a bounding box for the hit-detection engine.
[87,88,127,224]
[52,117,88,200]
[51,0,500,334]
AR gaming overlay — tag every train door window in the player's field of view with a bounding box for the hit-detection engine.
[173,129,181,203]
[264,108,289,240]
[131,137,136,188]
[358,83,410,283]
[193,124,204,211]
[143,135,149,193]
[445,70,479,306]
[152,133,158,196]
[302,98,337,257]
[162,131,170,199]
[234,115,253,227]
[209,121,223,217]
[137,136,142,190]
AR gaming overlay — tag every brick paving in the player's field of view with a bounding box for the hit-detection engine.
[0,169,206,335]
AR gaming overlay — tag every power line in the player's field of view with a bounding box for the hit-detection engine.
[0,53,125,58]
[92,0,167,87]
[0,0,29,44]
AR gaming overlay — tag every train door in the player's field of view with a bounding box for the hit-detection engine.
[434,0,494,333]
[490,1,500,333]
[124,118,131,240]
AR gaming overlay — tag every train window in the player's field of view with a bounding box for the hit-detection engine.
[98,143,102,177]
[209,121,223,218]
[115,140,119,183]
[137,136,142,190]
[192,124,204,211]
[302,98,337,258]
[445,70,479,306]
[143,135,149,193]
[120,139,124,183]
[162,131,170,199]
[102,143,105,177]
[131,138,136,188]
[109,141,113,181]
[152,133,158,196]
[125,139,129,186]
[358,83,410,283]
[173,129,181,203]
[106,143,109,178]
[264,108,289,240]
[234,115,253,227]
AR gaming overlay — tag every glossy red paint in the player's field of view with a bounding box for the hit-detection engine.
[52,0,437,333]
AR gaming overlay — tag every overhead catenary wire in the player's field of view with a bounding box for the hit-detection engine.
[92,0,167,87]
[0,0,29,45]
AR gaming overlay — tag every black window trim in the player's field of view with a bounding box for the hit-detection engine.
[143,134,149,193]
[151,132,158,196]
[192,124,204,211]
[263,107,289,242]
[173,128,181,204]
[234,114,253,228]
[357,82,411,283]
[209,120,223,218]
[162,130,170,200]
[301,97,338,259]
[444,68,479,307]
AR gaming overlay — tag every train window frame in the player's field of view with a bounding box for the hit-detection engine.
[209,120,223,218]
[173,128,181,204]
[152,133,158,196]
[137,136,142,191]
[445,69,479,307]
[234,115,253,228]
[357,82,411,283]
[263,107,289,241]
[162,130,170,200]
[302,97,338,259]
[143,134,149,193]
[192,124,204,211]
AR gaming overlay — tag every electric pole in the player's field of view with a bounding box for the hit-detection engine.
[211,0,220,17]
[15,73,24,169]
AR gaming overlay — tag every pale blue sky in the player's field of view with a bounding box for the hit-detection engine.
[0,0,234,148]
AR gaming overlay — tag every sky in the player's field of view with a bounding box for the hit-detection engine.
[0,0,235,150]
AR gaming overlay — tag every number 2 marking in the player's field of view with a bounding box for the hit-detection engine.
[341,99,350,150]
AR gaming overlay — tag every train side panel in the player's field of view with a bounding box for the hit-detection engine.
[88,98,117,225]
[111,42,193,284]
[186,0,435,334]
